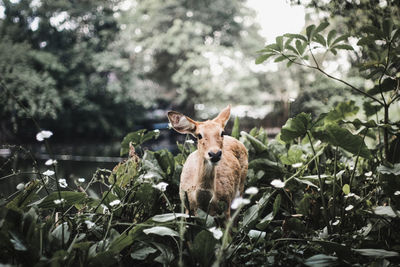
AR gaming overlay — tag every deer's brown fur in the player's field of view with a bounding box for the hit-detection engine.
[167,105,248,218]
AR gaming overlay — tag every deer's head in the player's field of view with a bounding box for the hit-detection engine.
[168,105,231,164]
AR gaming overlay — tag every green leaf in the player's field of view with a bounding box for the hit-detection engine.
[256,212,274,230]
[327,30,337,46]
[362,25,384,38]
[332,44,353,50]
[295,40,306,55]
[231,116,240,139]
[377,163,400,176]
[152,213,189,222]
[382,18,393,39]
[243,204,259,227]
[357,36,376,46]
[363,101,383,117]
[192,230,217,267]
[51,222,70,245]
[143,226,179,237]
[367,78,397,95]
[273,194,281,217]
[313,124,371,159]
[280,113,312,143]
[315,22,329,33]
[324,100,359,123]
[276,36,284,51]
[373,206,397,218]
[242,131,267,153]
[283,33,307,42]
[32,191,87,209]
[313,33,326,47]
[152,242,175,265]
[274,55,287,62]
[255,53,274,64]
[306,24,316,41]
[344,119,377,129]
[120,129,160,156]
[331,34,349,46]
[279,145,303,165]
[131,246,157,260]
[9,231,28,251]
[342,184,350,195]
[109,232,134,253]
[312,240,353,261]
[304,254,338,267]
[353,249,399,258]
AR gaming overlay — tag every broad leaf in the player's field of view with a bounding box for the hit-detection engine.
[32,191,87,209]
[283,33,307,42]
[353,249,399,258]
[342,184,350,195]
[377,164,400,176]
[306,24,316,41]
[373,206,397,218]
[191,230,217,267]
[143,226,179,237]
[280,113,312,143]
[313,124,371,159]
[152,213,189,222]
[255,53,274,64]
[131,246,157,260]
[304,254,338,267]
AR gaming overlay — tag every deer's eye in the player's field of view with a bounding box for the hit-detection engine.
[197,134,203,140]
[221,131,225,137]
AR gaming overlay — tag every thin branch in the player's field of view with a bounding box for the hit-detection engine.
[280,52,384,105]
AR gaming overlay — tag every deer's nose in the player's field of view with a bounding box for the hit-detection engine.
[208,150,222,163]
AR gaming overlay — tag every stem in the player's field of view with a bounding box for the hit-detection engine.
[332,146,339,219]
[306,131,331,233]
[349,130,368,188]
[280,53,383,105]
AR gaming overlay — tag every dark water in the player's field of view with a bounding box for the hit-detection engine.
[0,129,181,197]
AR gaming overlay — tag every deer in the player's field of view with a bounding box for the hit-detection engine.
[167,105,248,219]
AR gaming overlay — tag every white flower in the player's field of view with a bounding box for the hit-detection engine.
[153,129,160,133]
[345,205,354,211]
[58,178,68,188]
[16,183,25,190]
[344,193,361,200]
[102,204,109,214]
[394,191,400,196]
[53,198,65,205]
[231,197,250,209]
[43,170,55,176]
[109,199,121,207]
[208,227,223,240]
[36,130,53,141]
[292,162,303,168]
[365,171,372,177]
[245,187,259,195]
[332,220,340,226]
[185,139,195,144]
[78,178,85,183]
[85,220,95,229]
[153,182,168,192]
[45,159,57,166]
[270,179,285,188]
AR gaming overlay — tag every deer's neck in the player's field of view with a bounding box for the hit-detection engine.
[197,158,216,189]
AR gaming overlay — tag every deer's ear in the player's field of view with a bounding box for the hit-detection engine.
[213,104,231,128]
[167,111,197,134]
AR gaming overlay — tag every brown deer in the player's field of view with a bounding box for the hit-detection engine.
[167,105,248,219]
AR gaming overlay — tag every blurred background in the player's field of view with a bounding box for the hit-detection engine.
[0,0,398,192]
